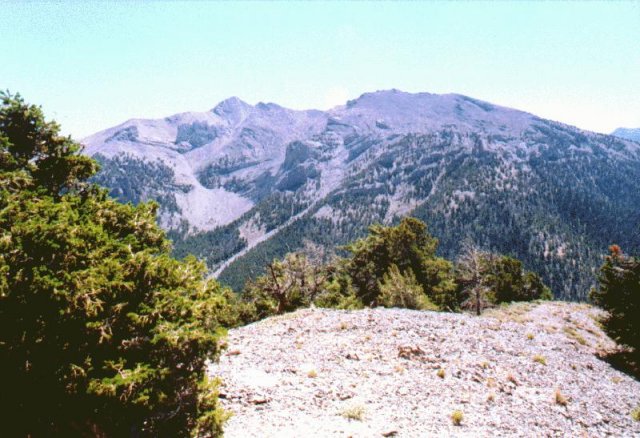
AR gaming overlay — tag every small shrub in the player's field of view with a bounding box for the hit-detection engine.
[487,392,495,402]
[307,369,318,378]
[526,333,535,340]
[450,410,463,426]
[533,355,547,365]
[315,286,365,310]
[341,404,365,421]
[632,406,640,421]
[437,369,446,379]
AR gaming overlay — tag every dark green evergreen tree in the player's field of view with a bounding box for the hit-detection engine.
[485,255,551,303]
[591,245,640,354]
[0,93,229,437]
[344,217,457,308]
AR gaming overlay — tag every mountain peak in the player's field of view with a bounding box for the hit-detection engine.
[346,89,424,107]
[212,97,253,122]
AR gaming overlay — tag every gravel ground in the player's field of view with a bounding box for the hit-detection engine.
[209,302,640,437]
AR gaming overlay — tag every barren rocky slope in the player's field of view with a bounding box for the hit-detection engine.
[210,302,640,437]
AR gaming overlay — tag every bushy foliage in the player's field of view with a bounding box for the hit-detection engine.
[242,252,328,319]
[484,254,552,303]
[344,217,457,308]
[455,245,551,314]
[238,219,550,319]
[312,261,364,310]
[241,246,364,320]
[0,93,229,437]
[590,245,640,353]
[378,264,438,310]
[0,92,97,194]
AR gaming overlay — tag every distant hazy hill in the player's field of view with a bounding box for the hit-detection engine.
[83,90,640,300]
[612,127,640,142]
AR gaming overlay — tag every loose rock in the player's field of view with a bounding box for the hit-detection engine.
[210,302,640,437]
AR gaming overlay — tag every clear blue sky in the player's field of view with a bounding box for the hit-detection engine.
[2,1,639,138]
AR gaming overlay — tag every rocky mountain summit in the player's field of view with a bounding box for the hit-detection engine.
[210,302,640,437]
[82,90,540,230]
[84,90,640,299]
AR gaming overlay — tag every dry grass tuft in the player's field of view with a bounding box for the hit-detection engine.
[450,410,464,426]
[563,326,588,346]
[555,389,568,406]
[533,355,547,365]
[341,404,366,421]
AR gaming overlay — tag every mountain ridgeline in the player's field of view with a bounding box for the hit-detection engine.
[84,90,640,300]
[612,127,640,142]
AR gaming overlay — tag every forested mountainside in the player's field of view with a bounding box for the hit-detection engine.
[84,90,640,300]
[612,127,640,142]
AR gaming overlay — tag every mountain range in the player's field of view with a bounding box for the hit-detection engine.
[83,90,640,300]
[612,127,640,142]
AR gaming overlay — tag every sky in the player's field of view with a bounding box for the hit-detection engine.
[1,1,639,138]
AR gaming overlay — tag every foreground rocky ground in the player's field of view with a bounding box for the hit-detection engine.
[209,302,640,437]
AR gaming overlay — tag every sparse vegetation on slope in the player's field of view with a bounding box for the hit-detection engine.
[211,302,640,437]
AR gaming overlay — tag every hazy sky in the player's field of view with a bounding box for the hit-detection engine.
[2,1,639,138]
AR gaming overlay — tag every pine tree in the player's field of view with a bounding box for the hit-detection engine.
[344,217,456,308]
[591,245,640,354]
[0,93,230,437]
